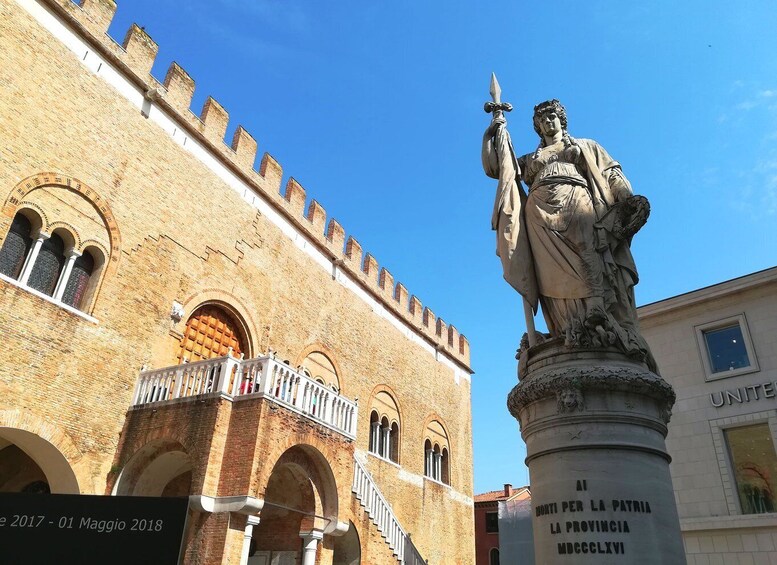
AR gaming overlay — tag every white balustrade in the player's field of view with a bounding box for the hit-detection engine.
[133,354,358,439]
[352,458,406,562]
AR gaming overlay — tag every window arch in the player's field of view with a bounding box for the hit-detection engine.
[299,351,340,392]
[0,209,107,313]
[490,547,500,565]
[368,389,401,464]
[423,419,450,484]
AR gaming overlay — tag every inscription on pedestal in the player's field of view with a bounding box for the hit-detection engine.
[534,479,654,557]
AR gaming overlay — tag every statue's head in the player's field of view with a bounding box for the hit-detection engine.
[533,99,568,137]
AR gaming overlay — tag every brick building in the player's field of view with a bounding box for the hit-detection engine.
[0,0,475,563]
[473,484,529,565]
[639,267,777,564]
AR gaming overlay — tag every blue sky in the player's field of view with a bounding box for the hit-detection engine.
[106,0,777,493]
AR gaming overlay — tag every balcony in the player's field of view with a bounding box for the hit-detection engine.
[131,353,358,439]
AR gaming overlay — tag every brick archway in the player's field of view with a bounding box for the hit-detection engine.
[0,409,82,494]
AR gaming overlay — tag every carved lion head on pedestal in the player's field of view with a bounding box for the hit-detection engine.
[556,387,584,413]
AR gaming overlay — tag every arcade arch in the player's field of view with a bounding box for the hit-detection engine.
[248,445,340,565]
[0,427,79,494]
[113,439,193,497]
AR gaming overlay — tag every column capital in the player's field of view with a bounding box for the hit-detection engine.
[299,529,324,542]
[246,515,261,526]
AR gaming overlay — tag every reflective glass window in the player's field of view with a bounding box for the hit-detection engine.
[704,324,750,373]
[725,424,777,514]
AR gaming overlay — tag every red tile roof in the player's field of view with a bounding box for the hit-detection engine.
[474,486,530,503]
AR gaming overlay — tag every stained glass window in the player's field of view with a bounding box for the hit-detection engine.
[0,214,33,279]
[27,233,65,296]
[62,251,95,309]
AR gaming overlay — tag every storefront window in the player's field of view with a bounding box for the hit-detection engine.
[725,424,777,514]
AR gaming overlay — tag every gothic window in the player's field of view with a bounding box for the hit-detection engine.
[27,233,65,296]
[0,213,33,279]
[61,250,95,309]
[178,304,246,363]
[489,547,500,565]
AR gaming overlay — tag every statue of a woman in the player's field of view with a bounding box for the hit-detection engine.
[483,99,656,371]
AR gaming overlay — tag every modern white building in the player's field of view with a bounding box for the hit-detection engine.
[639,267,777,564]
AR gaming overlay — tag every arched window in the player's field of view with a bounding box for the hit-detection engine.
[178,304,246,363]
[0,214,105,313]
[300,351,340,392]
[390,422,399,463]
[380,416,390,459]
[490,547,500,565]
[424,439,433,478]
[27,232,65,296]
[369,411,380,454]
[424,419,450,485]
[433,444,441,481]
[368,390,401,464]
[61,250,95,309]
[0,213,33,279]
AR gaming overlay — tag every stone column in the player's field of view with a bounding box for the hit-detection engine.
[508,343,685,564]
[371,421,380,453]
[381,426,390,459]
[240,516,260,565]
[53,248,81,301]
[299,530,323,565]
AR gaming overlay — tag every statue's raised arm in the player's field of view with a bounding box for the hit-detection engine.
[482,93,657,372]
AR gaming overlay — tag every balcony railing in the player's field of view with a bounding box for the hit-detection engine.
[132,353,358,439]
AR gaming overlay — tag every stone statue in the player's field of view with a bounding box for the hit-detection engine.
[482,76,656,371]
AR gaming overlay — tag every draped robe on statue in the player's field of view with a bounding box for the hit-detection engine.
[483,125,656,371]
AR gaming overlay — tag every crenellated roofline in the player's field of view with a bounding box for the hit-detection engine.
[25,0,472,372]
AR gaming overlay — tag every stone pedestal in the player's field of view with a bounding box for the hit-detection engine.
[508,341,686,564]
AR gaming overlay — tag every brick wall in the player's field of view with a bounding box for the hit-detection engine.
[0,1,475,563]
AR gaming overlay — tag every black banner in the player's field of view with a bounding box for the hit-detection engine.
[0,493,189,565]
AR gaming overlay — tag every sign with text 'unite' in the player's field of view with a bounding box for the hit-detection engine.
[0,494,189,565]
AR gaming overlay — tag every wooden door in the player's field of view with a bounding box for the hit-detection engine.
[178,305,245,363]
